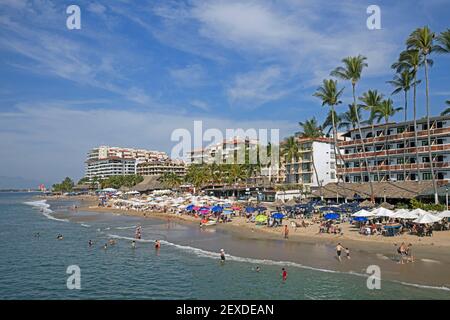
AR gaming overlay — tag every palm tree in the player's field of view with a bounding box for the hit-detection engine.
[281,136,300,185]
[331,55,374,200]
[407,26,440,204]
[359,90,384,182]
[392,49,423,181]
[339,104,362,131]
[160,172,182,190]
[185,164,209,194]
[314,79,351,202]
[387,70,412,179]
[436,28,450,53]
[442,100,450,115]
[298,118,324,199]
[322,109,341,135]
[372,99,403,180]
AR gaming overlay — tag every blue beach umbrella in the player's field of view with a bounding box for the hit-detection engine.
[324,213,340,220]
[271,212,284,219]
[353,216,368,222]
[246,207,256,213]
[256,206,267,212]
[185,204,194,211]
[211,205,223,213]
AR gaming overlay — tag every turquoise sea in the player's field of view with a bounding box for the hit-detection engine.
[0,192,449,300]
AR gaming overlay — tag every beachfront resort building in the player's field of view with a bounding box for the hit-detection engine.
[284,137,339,190]
[85,146,170,179]
[136,159,186,177]
[338,115,450,183]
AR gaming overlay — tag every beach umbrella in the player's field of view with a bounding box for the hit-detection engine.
[324,213,340,220]
[353,216,368,222]
[255,215,268,222]
[437,211,450,218]
[271,212,284,219]
[245,207,256,213]
[102,188,117,193]
[372,207,394,217]
[222,209,233,215]
[256,206,267,212]
[231,206,241,211]
[192,206,200,211]
[413,213,442,224]
[352,209,374,217]
[410,208,429,216]
[211,205,223,213]
[396,210,419,220]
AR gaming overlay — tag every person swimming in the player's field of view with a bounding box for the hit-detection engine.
[88,240,93,247]
[255,266,261,272]
[131,240,136,249]
[109,239,116,245]
[56,234,63,240]
[155,240,161,249]
[103,243,108,250]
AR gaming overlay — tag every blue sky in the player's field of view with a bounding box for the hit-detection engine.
[0,0,449,187]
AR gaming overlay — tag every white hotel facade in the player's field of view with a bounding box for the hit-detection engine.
[85,146,169,179]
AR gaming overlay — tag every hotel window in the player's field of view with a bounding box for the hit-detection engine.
[397,143,404,148]
[366,132,373,138]
[397,158,404,164]
[330,172,336,179]
[397,174,405,181]
[376,130,383,136]
[410,157,416,164]
[373,175,379,182]
[422,173,432,180]
[410,141,416,147]
[436,121,443,128]
[330,162,336,169]
[410,173,417,181]
[422,156,430,163]
[355,134,361,139]
[376,145,383,151]
[353,176,361,182]
[422,140,429,146]
[436,139,444,145]
[422,124,428,130]
[397,127,405,134]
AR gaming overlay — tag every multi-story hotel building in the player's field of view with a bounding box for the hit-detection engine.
[136,160,186,177]
[85,146,169,179]
[284,137,339,189]
[338,115,449,183]
[188,137,259,164]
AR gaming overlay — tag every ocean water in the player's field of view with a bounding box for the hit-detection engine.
[0,192,449,300]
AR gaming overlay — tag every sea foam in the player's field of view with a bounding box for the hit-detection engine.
[24,200,68,222]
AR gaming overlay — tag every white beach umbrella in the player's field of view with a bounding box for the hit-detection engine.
[398,211,420,220]
[372,207,394,217]
[437,211,450,218]
[352,209,375,217]
[413,213,443,224]
[410,208,429,216]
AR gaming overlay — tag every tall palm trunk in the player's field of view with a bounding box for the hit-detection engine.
[384,118,391,180]
[331,106,348,203]
[371,123,381,181]
[413,71,420,182]
[352,84,375,201]
[403,90,408,180]
[424,58,439,204]
[311,152,323,200]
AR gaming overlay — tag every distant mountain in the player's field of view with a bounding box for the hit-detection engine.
[0,176,44,189]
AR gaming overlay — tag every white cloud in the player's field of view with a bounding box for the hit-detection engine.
[190,100,210,111]
[87,2,107,14]
[169,64,208,87]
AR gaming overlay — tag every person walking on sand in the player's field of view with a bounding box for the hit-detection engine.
[336,243,344,261]
[281,268,287,281]
[283,225,289,239]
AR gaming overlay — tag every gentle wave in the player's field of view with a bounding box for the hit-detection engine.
[115,226,137,230]
[106,233,450,292]
[24,200,68,222]
[80,224,91,228]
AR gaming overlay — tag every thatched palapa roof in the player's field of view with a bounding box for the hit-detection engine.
[313,181,436,200]
[134,175,164,193]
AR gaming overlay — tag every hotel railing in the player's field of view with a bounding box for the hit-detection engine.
[341,143,450,160]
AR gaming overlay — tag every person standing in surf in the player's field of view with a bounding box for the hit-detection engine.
[281,268,287,281]
[336,243,344,261]
[220,249,226,263]
[283,225,289,239]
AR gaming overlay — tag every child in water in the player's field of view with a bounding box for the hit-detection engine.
[155,240,161,249]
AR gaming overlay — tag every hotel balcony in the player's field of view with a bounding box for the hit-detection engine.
[339,161,450,174]
[341,143,450,160]
[339,126,450,148]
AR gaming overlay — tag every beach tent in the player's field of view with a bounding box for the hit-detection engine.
[437,210,450,218]
[413,213,442,224]
[352,209,374,217]
[324,213,340,220]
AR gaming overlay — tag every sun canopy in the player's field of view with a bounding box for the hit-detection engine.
[352,209,374,217]
[372,207,394,217]
[271,212,284,219]
[413,213,443,224]
[437,211,450,218]
[255,215,268,222]
[245,207,256,213]
[324,213,340,220]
